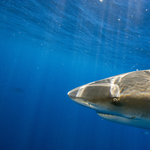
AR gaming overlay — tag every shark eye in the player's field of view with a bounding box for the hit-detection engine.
[112,97,120,105]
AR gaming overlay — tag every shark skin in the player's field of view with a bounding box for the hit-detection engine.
[67,70,150,130]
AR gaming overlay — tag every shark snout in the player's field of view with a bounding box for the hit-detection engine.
[67,87,80,99]
[68,82,114,102]
[67,82,115,112]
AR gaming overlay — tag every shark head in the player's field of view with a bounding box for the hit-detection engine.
[67,70,150,130]
[68,79,122,116]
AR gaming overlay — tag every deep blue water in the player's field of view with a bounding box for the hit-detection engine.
[0,0,150,150]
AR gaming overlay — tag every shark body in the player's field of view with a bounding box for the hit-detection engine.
[68,70,150,130]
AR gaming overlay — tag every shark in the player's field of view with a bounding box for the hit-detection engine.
[67,70,150,130]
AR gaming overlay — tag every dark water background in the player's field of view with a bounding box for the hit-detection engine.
[0,0,150,150]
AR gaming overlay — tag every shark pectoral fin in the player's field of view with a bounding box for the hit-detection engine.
[97,112,136,126]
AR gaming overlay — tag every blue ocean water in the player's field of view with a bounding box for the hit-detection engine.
[0,0,150,149]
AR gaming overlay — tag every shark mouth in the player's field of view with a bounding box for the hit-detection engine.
[97,112,138,128]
